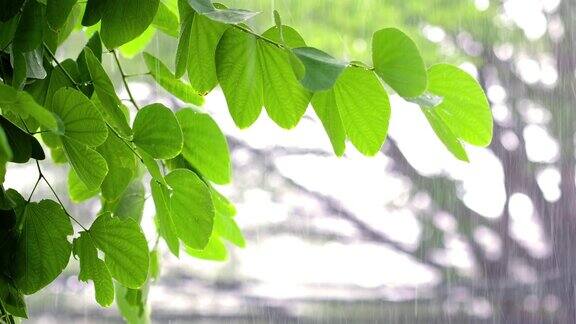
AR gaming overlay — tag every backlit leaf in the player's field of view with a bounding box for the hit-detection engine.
[216,27,263,128]
[292,47,347,92]
[372,28,427,97]
[422,108,469,162]
[165,169,214,249]
[425,64,492,147]
[151,180,179,256]
[89,213,149,289]
[175,0,194,78]
[132,103,183,159]
[84,48,132,137]
[259,26,311,129]
[152,1,179,37]
[62,137,108,190]
[143,53,203,105]
[333,67,390,156]
[176,108,231,184]
[73,232,114,307]
[311,89,346,156]
[101,0,160,48]
[15,200,73,294]
[185,235,227,261]
[187,12,228,93]
[68,169,99,202]
[97,132,137,201]
[51,87,108,147]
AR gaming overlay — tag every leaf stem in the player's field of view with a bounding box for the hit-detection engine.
[233,24,284,49]
[42,43,79,86]
[231,23,376,71]
[107,124,144,163]
[34,160,89,232]
[124,72,151,78]
[112,50,139,110]
[27,175,41,203]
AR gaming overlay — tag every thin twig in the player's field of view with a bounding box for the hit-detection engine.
[42,43,79,86]
[112,49,139,110]
[231,23,375,71]
[34,160,89,231]
[107,124,143,162]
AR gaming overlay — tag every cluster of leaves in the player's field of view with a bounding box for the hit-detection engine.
[0,0,492,322]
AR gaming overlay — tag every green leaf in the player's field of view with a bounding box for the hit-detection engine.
[406,92,444,108]
[216,27,263,128]
[119,26,156,59]
[11,51,27,89]
[210,186,236,218]
[84,47,132,137]
[0,116,45,163]
[0,0,24,22]
[68,169,99,202]
[47,0,77,30]
[45,59,80,109]
[175,0,194,78]
[214,212,245,248]
[333,67,390,156]
[151,180,179,256]
[273,10,283,42]
[23,77,50,113]
[13,0,44,52]
[115,283,150,324]
[259,26,311,129]
[149,250,160,280]
[0,126,13,165]
[425,64,492,147]
[82,0,107,26]
[186,0,213,13]
[176,108,231,184]
[89,213,149,289]
[138,148,166,186]
[97,132,137,201]
[185,235,227,261]
[311,89,346,156]
[51,87,108,147]
[22,48,47,80]
[132,103,183,159]
[105,180,146,222]
[0,276,27,318]
[422,108,469,162]
[73,232,114,307]
[101,0,160,48]
[262,25,304,48]
[77,32,103,77]
[188,0,258,24]
[187,13,228,93]
[165,169,214,249]
[15,200,73,294]
[0,84,58,131]
[203,9,258,24]
[62,137,108,190]
[43,2,82,52]
[292,47,347,92]
[152,1,179,37]
[372,28,427,97]
[143,53,203,105]
[0,15,19,49]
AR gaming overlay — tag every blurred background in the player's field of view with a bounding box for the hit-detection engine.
[8,0,576,322]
